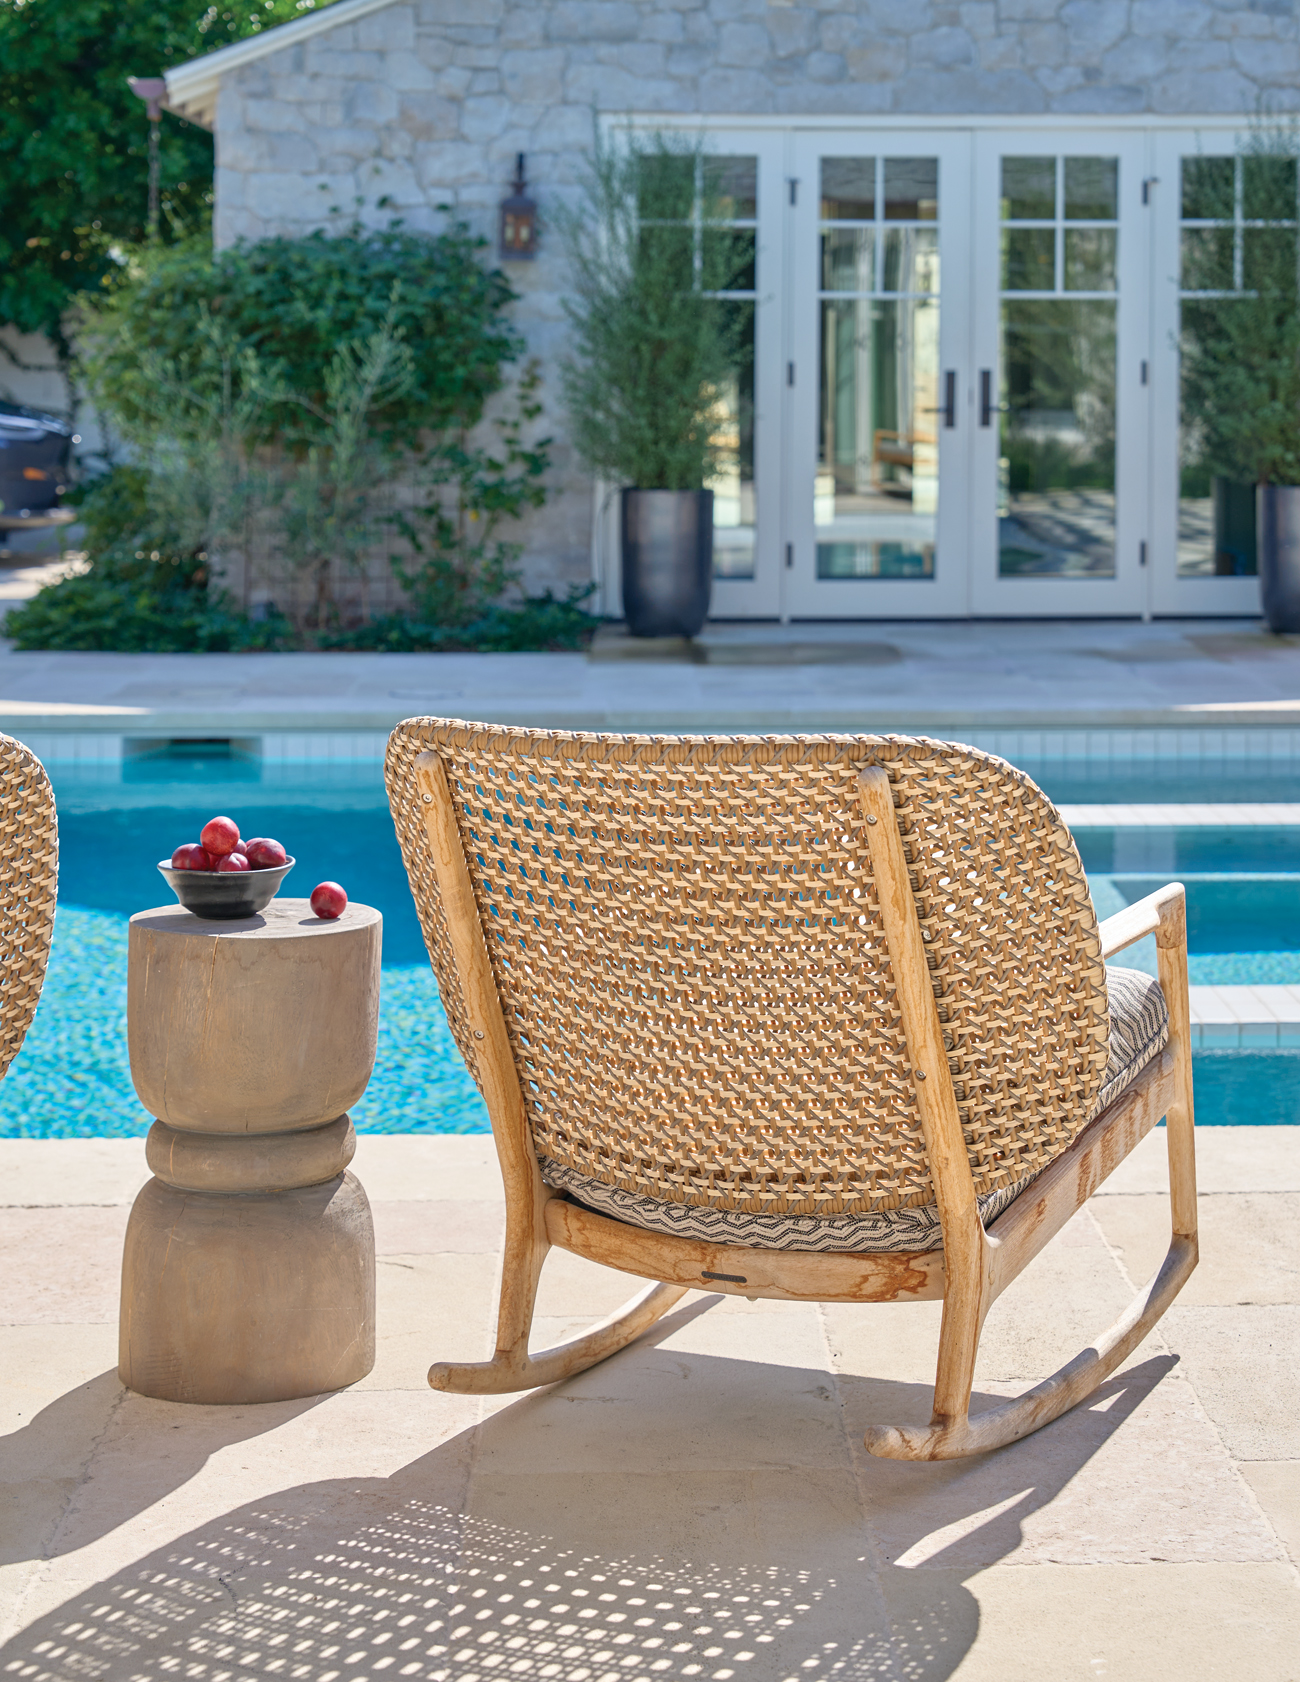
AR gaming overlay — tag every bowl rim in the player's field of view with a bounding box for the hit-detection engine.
[158,854,296,877]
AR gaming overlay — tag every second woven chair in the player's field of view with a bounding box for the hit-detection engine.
[386,721,1197,1461]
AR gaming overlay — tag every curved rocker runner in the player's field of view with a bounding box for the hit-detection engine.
[385,721,1198,1462]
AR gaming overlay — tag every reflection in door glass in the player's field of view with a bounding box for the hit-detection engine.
[998,155,1118,577]
[1174,154,1296,577]
[709,300,756,578]
[703,156,759,579]
[817,156,939,580]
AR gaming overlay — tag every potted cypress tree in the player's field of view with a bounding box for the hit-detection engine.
[1181,124,1300,631]
[559,131,742,639]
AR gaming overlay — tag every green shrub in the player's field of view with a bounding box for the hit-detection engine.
[78,223,521,449]
[316,587,598,652]
[7,462,582,655]
[4,563,290,653]
[557,130,747,491]
[16,220,553,650]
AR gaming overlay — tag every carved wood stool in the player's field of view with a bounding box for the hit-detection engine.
[119,899,381,1403]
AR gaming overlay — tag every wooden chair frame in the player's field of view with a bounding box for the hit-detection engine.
[414,750,1197,1461]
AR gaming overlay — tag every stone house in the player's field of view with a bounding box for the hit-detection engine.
[153,0,1300,622]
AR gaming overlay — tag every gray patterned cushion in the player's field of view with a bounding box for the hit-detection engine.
[540,965,1169,1255]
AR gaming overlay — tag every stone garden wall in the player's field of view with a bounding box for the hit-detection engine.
[211,0,1300,596]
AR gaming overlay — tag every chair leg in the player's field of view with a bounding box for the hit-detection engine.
[429,1279,689,1394]
[866,992,1201,1463]
[864,1231,1197,1460]
[429,1184,688,1395]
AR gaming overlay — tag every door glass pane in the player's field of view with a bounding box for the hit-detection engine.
[816,156,940,581]
[999,155,1118,578]
[1002,156,1055,219]
[703,155,759,580]
[884,157,937,221]
[1174,152,1293,577]
[1063,228,1116,290]
[821,157,874,220]
[1064,157,1118,220]
[705,154,757,219]
[710,300,756,579]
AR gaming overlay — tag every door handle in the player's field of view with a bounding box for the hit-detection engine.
[979,369,1009,427]
[923,370,957,428]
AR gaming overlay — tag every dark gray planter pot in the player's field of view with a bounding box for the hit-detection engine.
[1257,484,1300,632]
[620,488,713,639]
[1212,476,1257,576]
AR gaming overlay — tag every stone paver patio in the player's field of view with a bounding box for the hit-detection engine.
[2,618,1300,736]
[3,1128,1298,1681]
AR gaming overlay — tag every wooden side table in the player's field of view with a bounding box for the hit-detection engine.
[119,899,381,1404]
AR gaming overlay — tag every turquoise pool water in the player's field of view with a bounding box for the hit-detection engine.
[0,751,1294,1137]
[1017,755,1300,805]
[0,754,490,1138]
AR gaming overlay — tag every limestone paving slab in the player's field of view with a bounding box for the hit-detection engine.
[461,1466,895,1680]
[1092,1191,1300,1306]
[369,1197,503,1255]
[0,1132,1298,1679]
[357,1250,502,1391]
[1241,1463,1300,1571]
[0,1139,148,1207]
[351,1132,498,1202]
[0,1205,131,1323]
[5,619,1300,733]
[847,1360,1280,1569]
[1095,1123,1300,1194]
[880,1563,1300,1682]
[1160,1304,1300,1462]
[24,1384,480,1579]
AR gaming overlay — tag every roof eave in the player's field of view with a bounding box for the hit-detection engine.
[162,0,400,131]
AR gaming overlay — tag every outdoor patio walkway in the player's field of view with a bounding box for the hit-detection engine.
[3,1129,1298,1681]
[2,617,1300,736]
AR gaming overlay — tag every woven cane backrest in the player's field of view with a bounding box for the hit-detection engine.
[387,722,1108,1215]
[0,735,57,1082]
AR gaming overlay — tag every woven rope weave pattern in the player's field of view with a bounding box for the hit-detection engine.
[0,734,57,1083]
[385,722,1109,1216]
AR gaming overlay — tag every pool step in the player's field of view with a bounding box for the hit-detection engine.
[1062,804,1300,826]
[1189,985,1300,1048]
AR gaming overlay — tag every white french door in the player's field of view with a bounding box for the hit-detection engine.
[1147,126,1268,616]
[701,131,788,621]
[783,130,974,618]
[615,117,1262,623]
[968,130,1151,615]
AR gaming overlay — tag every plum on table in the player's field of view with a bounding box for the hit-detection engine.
[310,881,347,920]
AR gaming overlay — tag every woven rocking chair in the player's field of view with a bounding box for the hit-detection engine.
[386,722,1197,1462]
[0,734,58,1083]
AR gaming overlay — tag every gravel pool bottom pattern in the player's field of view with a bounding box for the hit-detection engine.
[0,754,1295,1137]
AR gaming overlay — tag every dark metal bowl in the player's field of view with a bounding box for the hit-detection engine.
[157,856,295,920]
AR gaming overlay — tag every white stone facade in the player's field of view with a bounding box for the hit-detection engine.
[192,0,1300,599]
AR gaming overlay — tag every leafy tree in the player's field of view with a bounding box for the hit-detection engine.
[0,0,336,351]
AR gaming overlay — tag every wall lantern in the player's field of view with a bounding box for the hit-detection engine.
[499,154,538,261]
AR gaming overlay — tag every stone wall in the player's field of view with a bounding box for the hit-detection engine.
[211,0,1300,598]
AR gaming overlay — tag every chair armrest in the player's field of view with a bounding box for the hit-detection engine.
[1099,882,1186,960]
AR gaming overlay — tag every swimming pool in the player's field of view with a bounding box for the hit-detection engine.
[0,746,1293,1137]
